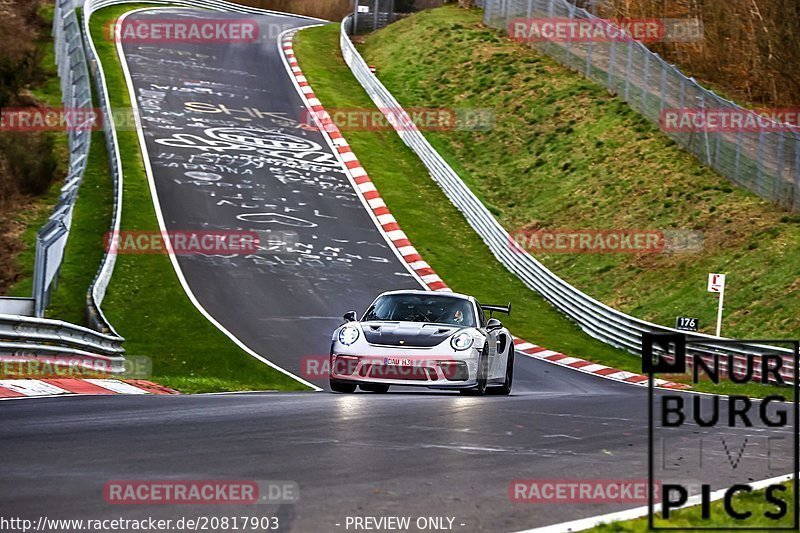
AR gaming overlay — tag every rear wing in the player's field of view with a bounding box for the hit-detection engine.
[481,303,511,317]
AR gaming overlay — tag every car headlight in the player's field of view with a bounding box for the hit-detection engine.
[450,331,474,351]
[338,325,360,346]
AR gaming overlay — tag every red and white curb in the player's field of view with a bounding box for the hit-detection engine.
[0,379,178,399]
[280,31,688,391]
[511,338,689,389]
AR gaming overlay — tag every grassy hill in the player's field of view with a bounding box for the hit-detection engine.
[358,5,799,340]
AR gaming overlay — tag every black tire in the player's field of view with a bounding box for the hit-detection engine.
[329,380,357,393]
[489,345,514,396]
[460,342,489,396]
[359,383,390,393]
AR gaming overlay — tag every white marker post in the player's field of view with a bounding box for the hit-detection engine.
[707,273,726,337]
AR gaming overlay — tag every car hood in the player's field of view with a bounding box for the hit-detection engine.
[360,322,462,348]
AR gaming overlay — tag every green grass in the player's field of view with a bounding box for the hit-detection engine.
[292,24,793,400]
[589,481,795,531]
[356,5,800,344]
[44,130,114,325]
[86,4,308,393]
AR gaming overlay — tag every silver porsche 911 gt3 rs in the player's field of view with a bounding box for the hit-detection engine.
[329,290,514,395]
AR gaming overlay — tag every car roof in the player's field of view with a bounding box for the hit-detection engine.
[376,289,473,302]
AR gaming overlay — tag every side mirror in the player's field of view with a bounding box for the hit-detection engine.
[343,311,358,322]
[487,318,503,331]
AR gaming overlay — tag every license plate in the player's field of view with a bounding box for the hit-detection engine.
[384,357,412,366]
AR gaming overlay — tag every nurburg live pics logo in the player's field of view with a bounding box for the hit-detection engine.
[644,332,799,529]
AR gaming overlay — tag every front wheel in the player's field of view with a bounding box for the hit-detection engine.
[329,380,357,393]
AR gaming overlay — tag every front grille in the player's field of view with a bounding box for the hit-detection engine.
[361,364,430,381]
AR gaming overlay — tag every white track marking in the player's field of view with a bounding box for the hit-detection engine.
[0,380,70,396]
[86,379,149,394]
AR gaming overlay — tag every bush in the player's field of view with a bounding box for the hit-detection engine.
[0,0,57,201]
[0,0,41,108]
[0,132,58,196]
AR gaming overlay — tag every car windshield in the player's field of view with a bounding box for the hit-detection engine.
[362,294,476,327]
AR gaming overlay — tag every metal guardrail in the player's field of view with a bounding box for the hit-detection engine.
[480,0,800,212]
[30,0,95,318]
[80,0,125,335]
[338,15,796,380]
[0,0,125,368]
[0,314,125,369]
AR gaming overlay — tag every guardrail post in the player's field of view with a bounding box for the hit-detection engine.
[699,91,711,165]
[585,38,593,77]
[624,40,633,102]
[32,236,45,317]
[794,140,800,211]
[775,134,784,200]
[565,2,574,67]
[607,39,616,88]
[734,129,743,183]
[659,60,667,113]
[641,51,649,113]
[756,130,765,190]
